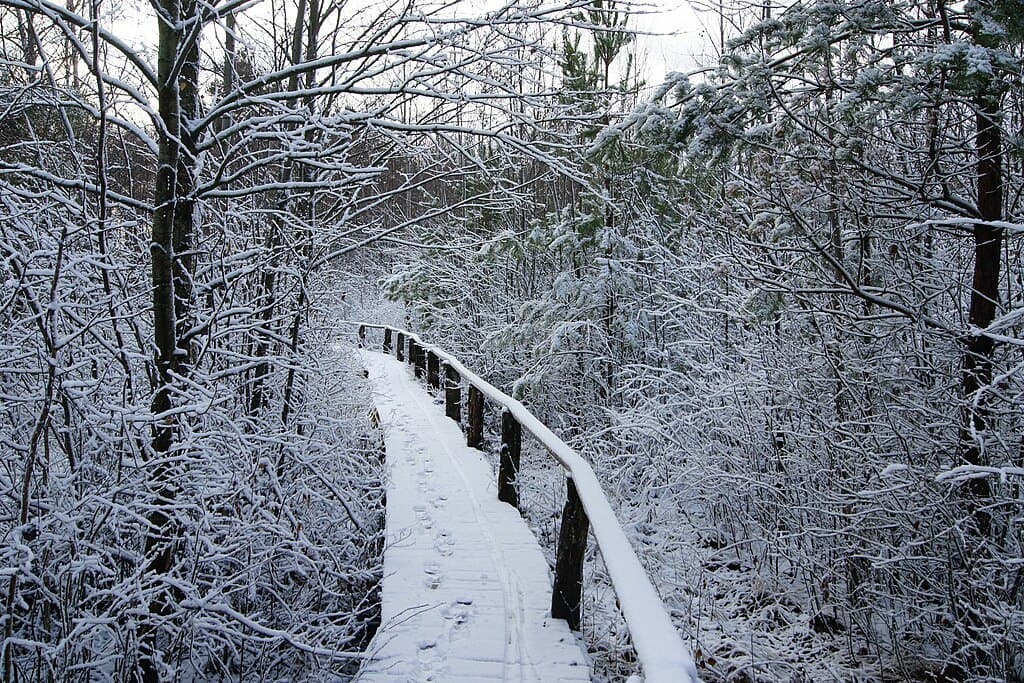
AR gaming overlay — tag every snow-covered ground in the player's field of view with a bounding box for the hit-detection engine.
[356,350,591,682]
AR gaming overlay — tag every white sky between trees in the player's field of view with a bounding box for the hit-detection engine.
[99,0,711,92]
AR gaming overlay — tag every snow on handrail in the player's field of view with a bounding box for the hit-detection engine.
[345,321,700,683]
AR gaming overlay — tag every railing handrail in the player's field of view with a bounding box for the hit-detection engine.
[346,321,699,683]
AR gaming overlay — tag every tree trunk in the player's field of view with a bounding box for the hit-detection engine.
[249,0,311,422]
[946,88,1005,680]
[959,92,1002,539]
[143,0,199,676]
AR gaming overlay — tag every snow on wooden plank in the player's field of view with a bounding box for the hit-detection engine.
[349,325,700,683]
[357,350,591,682]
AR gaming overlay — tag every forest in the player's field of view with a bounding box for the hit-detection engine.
[0,0,1021,680]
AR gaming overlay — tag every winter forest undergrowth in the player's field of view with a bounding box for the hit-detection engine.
[1,0,1022,680]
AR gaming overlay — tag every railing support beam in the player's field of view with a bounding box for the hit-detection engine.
[383,328,392,353]
[396,332,405,361]
[498,409,520,509]
[427,351,440,390]
[445,364,461,422]
[412,341,424,378]
[467,386,484,449]
[552,476,589,631]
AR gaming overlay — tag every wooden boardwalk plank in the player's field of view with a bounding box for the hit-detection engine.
[357,350,591,682]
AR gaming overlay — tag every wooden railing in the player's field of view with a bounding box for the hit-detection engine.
[352,322,700,683]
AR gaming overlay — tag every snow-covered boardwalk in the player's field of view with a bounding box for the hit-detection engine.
[357,350,591,682]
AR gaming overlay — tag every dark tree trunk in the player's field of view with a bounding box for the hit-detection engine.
[946,87,1005,680]
[960,92,1002,539]
[143,0,199,677]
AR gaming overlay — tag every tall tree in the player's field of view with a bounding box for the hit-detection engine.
[0,0,592,677]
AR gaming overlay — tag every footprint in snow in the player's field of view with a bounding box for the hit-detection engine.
[417,640,439,682]
[442,600,473,638]
[414,506,435,530]
[423,561,443,589]
[434,530,455,556]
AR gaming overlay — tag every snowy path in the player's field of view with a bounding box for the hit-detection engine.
[357,350,591,682]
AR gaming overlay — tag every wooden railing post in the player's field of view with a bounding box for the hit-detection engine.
[383,328,392,353]
[467,386,484,449]
[412,341,424,378]
[396,332,405,361]
[427,351,440,390]
[498,409,520,509]
[552,476,589,631]
[445,364,461,422]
